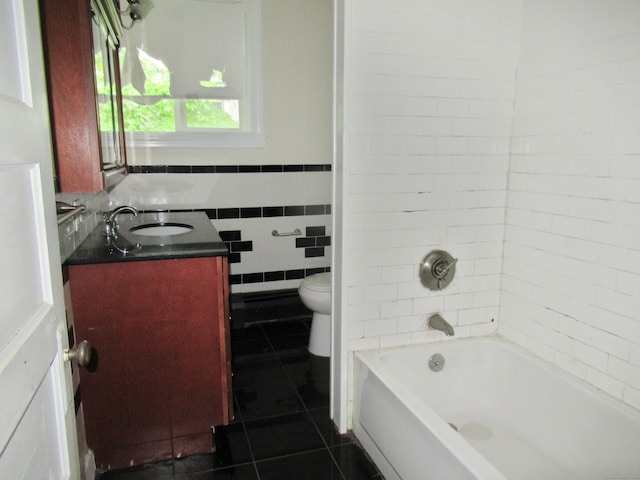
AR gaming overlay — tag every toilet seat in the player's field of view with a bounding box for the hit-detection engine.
[300,272,331,293]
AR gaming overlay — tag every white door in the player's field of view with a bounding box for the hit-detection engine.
[0,0,79,478]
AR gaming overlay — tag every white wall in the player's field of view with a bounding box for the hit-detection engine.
[500,0,640,410]
[343,0,521,352]
[126,0,333,167]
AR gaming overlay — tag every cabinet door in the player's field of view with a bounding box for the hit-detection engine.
[40,0,127,192]
[69,257,231,469]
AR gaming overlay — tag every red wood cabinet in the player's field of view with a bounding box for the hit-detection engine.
[68,256,232,469]
[40,0,127,192]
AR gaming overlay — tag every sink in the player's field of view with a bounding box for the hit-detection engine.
[129,222,194,237]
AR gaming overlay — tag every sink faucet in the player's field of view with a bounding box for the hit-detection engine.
[428,313,454,336]
[104,206,138,239]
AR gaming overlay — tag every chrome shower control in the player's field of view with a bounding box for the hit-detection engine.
[419,250,457,290]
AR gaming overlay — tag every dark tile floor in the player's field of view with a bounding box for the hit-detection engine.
[99,317,384,480]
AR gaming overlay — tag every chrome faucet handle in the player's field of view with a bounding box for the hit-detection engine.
[433,257,457,279]
[436,258,457,289]
[106,205,138,220]
[104,206,138,238]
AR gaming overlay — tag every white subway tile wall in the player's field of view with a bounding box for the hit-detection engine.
[344,0,520,355]
[344,0,640,415]
[111,172,331,211]
[501,0,640,410]
[57,190,109,263]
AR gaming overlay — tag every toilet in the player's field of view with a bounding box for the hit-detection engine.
[298,272,331,357]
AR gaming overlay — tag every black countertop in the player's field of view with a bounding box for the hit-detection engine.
[66,211,228,265]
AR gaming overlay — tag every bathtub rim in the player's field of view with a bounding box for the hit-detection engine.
[353,334,640,480]
[354,336,507,480]
[356,334,640,424]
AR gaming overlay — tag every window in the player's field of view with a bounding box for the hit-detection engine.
[119,0,264,148]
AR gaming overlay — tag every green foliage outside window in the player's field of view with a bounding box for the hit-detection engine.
[120,49,175,132]
[119,49,239,132]
[95,49,240,132]
[186,100,239,129]
[94,51,116,132]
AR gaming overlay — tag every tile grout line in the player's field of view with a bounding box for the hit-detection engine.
[240,322,302,479]
[266,325,351,480]
[226,363,263,480]
[233,399,262,480]
[256,321,344,477]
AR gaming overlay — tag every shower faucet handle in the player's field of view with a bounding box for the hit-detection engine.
[433,257,457,279]
[419,250,457,291]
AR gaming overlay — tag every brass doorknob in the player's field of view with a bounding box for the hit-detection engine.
[64,340,92,367]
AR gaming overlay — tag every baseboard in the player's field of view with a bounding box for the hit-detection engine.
[230,288,310,329]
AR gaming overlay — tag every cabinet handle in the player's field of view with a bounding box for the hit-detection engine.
[64,340,92,367]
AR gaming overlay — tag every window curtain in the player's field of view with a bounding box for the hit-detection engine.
[120,0,247,100]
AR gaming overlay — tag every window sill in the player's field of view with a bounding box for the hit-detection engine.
[125,132,267,149]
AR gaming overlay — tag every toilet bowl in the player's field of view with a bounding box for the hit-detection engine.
[298,272,331,357]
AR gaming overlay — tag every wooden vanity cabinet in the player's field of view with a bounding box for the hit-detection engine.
[68,256,232,469]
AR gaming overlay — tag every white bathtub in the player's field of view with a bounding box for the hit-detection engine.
[353,336,640,480]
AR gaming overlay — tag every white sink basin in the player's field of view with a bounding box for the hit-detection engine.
[129,222,194,236]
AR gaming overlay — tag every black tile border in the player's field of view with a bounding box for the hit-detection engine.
[231,241,253,253]
[229,267,330,286]
[241,207,262,218]
[128,164,332,174]
[218,208,241,219]
[306,226,325,236]
[219,230,253,264]
[305,247,325,258]
[264,271,285,282]
[263,206,284,217]
[296,238,315,248]
[295,226,331,259]
[144,205,331,219]
[219,230,242,242]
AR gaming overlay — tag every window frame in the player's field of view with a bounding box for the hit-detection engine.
[123,0,265,149]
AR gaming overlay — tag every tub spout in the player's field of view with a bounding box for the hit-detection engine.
[428,314,454,336]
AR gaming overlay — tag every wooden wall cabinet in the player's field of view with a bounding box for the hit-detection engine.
[68,256,232,469]
[40,0,127,192]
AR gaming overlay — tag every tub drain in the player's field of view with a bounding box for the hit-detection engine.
[448,422,458,432]
[428,353,445,372]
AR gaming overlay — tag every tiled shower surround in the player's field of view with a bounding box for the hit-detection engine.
[342,0,640,418]
[110,167,332,293]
